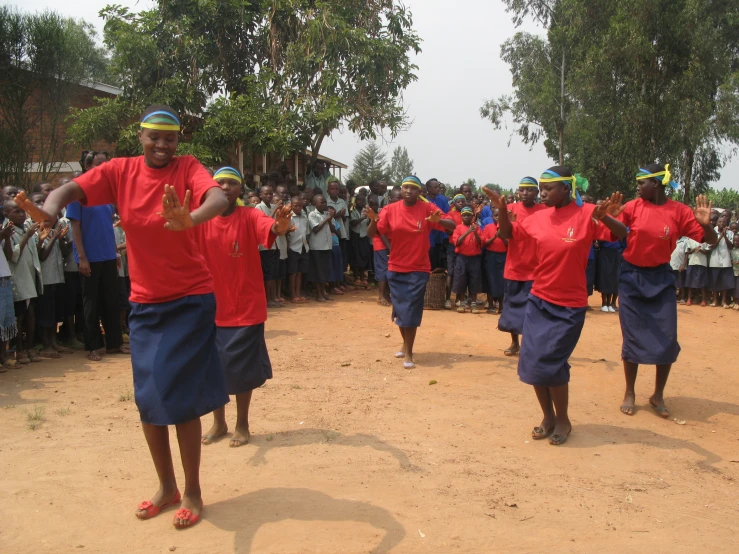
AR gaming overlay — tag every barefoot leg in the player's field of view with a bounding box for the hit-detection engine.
[173,418,203,528]
[402,326,417,367]
[621,361,638,415]
[137,423,179,518]
[230,391,252,447]
[549,384,572,443]
[505,333,520,356]
[532,385,555,436]
[202,406,228,444]
[649,364,672,418]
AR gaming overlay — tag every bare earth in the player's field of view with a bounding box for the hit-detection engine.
[1,289,738,553]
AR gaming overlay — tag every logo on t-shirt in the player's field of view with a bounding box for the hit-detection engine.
[415,221,423,232]
[230,240,243,258]
[661,225,671,240]
[562,226,577,243]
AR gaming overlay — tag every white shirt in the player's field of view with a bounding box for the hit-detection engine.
[256,202,277,251]
[9,224,41,301]
[288,212,310,254]
[308,209,332,251]
[686,238,708,267]
[0,239,11,278]
[326,197,349,240]
[670,237,688,271]
[708,227,733,268]
[350,208,370,238]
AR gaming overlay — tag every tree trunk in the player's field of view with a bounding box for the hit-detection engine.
[559,48,565,166]
[310,132,326,166]
[682,148,694,203]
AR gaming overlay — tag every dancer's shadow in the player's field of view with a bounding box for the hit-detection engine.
[417,351,515,370]
[570,356,620,372]
[666,397,739,423]
[572,423,722,466]
[249,428,421,472]
[264,328,298,339]
[208,487,406,554]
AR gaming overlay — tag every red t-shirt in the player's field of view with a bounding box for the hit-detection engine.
[481,223,508,253]
[376,201,446,273]
[513,202,614,308]
[372,231,389,251]
[504,202,548,281]
[452,223,482,256]
[445,210,463,227]
[619,198,704,267]
[197,207,276,326]
[74,155,219,303]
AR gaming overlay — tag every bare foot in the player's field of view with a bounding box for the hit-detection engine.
[620,391,636,415]
[135,486,180,520]
[173,494,203,529]
[202,422,228,445]
[229,425,250,447]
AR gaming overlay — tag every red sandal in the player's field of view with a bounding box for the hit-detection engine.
[173,507,201,529]
[135,491,181,520]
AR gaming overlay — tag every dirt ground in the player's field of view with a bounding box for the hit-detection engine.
[1,288,738,553]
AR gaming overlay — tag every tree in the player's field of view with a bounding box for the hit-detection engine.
[705,187,739,212]
[483,0,739,199]
[68,1,422,167]
[347,143,389,185]
[388,146,414,185]
[0,7,108,187]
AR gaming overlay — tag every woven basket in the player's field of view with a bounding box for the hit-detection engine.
[424,272,447,310]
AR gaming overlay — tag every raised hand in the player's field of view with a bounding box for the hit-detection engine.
[38,226,51,242]
[426,209,443,224]
[57,225,70,239]
[508,211,517,222]
[15,192,55,227]
[605,192,626,218]
[363,206,379,222]
[481,187,507,210]
[272,205,293,235]
[157,185,193,231]
[694,195,713,226]
[0,222,13,240]
[24,222,40,238]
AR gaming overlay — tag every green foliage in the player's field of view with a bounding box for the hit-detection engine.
[69,1,421,166]
[347,143,389,185]
[388,146,414,186]
[0,7,109,187]
[485,0,739,200]
[705,188,739,212]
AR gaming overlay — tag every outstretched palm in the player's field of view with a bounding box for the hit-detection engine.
[15,192,55,227]
[158,185,193,231]
[481,187,507,211]
[426,209,443,224]
[694,195,712,226]
[273,205,293,235]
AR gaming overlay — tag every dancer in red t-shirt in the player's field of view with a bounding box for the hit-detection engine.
[488,166,628,446]
[20,104,229,529]
[610,163,717,418]
[198,166,292,447]
[367,176,456,369]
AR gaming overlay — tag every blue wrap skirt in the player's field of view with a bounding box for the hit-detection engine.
[498,279,533,335]
[483,251,507,298]
[618,261,680,365]
[518,295,586,387]
[129,293,228,425]
[388,271,429,328]
[374,249,389,282]
[216,324,273,395]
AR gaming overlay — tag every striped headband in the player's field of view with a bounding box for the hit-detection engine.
[460,206,474,214]
[402,175,428,202]
[636,164,678,189]
[213,166,242,184]
[519,177,538,188]
[140,110,181,132]
[452,194,466,202]
[540,169,589,207]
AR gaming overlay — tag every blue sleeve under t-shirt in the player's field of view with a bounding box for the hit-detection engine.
[65,201,117,264]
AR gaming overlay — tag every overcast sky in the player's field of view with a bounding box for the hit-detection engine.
[11,0,739,190]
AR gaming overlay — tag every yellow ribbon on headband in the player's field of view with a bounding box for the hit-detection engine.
[539,176,575,184]
[140,122,181,131]
[636,164,671,185]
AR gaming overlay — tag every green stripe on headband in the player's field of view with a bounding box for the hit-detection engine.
[213,166,242,184]
[140,110,181,131]
[453,194,465,202]
[460,206,473,214]
[402,176,422,188]
[519,177,538,187]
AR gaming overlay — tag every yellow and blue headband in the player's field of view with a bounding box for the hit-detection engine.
[140,110,181,132]
[461,206,474,215]
[540,169,589,207]
[452,194,466,203]
[402,176,428,202]
[636,164,678,189]
[519,177,538,188]
[213,166,242,184]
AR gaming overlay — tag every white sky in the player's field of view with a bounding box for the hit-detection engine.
[11,0,739,190]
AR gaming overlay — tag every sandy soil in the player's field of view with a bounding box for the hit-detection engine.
[1,289,738,553]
